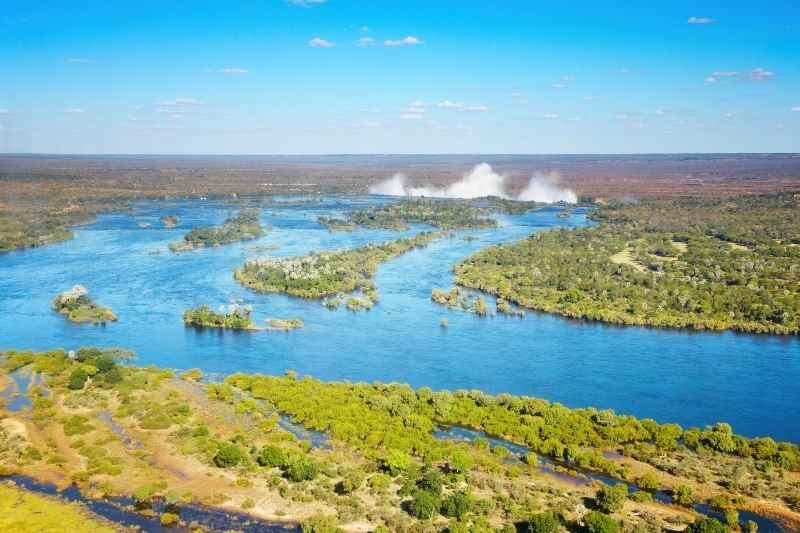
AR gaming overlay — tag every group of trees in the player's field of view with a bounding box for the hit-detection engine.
[454,193,800,334]
[324,198,498,231]
[235,231,445,300]
[51,285,117,324]
[183,304,257,330]
[169,208,263,252]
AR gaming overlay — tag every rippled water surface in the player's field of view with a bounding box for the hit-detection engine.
[1,196,798,442]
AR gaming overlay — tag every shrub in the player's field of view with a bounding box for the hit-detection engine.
[257,445,287,468]
[524,511,560,533]
[418,469,443,496]
[160,512,179,527]
[441,491,472,519]
[368,473,391,493]
[449,449,473,473]
[595,483,628,513]
[723,509,739,528]
[672,484,694,506]
[686,518,730,533]
[410,489,440,520]
[301,514,344,533]
[67,368,88,390]
[383,449,411,476]
[285,458,319,482]
[584,511,620,533]
[636,472,659,491]
[213,443,244,468]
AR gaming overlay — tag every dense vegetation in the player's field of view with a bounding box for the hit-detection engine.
[2,347,798,532]
[455,193,800,334]
[183,304,258,330]
[0,483,114,532]
[321,199,497,231]
[267,318,304,331]
[235,231,445,301]
[51,285,117,324]
[170,208,263,252]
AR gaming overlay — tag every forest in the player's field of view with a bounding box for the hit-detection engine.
[455,194,800,334]
[2,347,797,533]
[235,231,445,300]
[170,208,263,252]
[321,199,498,231]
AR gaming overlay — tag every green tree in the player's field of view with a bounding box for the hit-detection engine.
[685,518,730,533]
[584,511,619,533]
[213,443,244,468]
[410,490,440,520]
[67,368,88,390]
[524,511,560,533]
[595,483,628,513]
[441,491,472,519]
[672,485,694,506]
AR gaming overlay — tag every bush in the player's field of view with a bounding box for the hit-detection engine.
[449,449,473,473]
[213,443,244,468]
[686,518,730,533]
[636,472,659,491]
[595,483,628,513]
[524,511,560,533]
[67,368,88,390]
[418,469,443,496]
[285,458,319,482]
[383,449,411,476]
[441,491,472,519]
[723,509,739,528]
[584,511,619,533]
[301,514,344,533]
[410,489,440,519]
[257,445,287,468]
[160,512,179,527]
[368,473,391,492]
[673,484,694,506]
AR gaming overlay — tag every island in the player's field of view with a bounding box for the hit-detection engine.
[234,231,445,306]
[266,318,304,331]
[160,215,180,228]
[321,198,498,231]
[183,304,258,330]
[169,208,263,252]
[51,285,117,324]
[454,193,800,334]
[1,346,797,533]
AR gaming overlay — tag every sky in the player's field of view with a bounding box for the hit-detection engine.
[0,1,798,154]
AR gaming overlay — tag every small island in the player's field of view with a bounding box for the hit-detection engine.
[160,215,179,228]
[235,231,445,307]
[266,318,304,331]
[51,285,117,324]
[169,208,262,252]
[323,198,498,231]
[317,216,358,231]
[431,287,488,316]
[183,304,258,330]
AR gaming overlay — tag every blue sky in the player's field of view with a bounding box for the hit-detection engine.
[0,1,798,154]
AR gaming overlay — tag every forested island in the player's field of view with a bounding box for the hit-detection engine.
[235,231,445,302]
[319,199,497,231]
[169,208,263,252]
[267,318,305,331]
[51,285,117,324]
[183,304,258,330]
[1,347,798,533]
[455,193,800,334]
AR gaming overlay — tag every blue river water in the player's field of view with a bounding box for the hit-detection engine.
[0,196,798,442]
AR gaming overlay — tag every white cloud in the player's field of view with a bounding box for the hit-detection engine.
[437,100,464,109]
[384,36,422,47]
[64,108,84,114]
[400,113,423,120]
[464,105,488,112]
[654,109,666,116]
[65,57,94,64]
[561,75,575,81]
[704,76,718,83]
[541,113,560,119]
[309,37,334,48]
[158,98,202,107]
[618,68,631,74]
[688,16,715,24]
[712,71,739,78]
[355,37,375,47]
[551,83,568,89]
[406,100,427,114]
[288,0,326,6]
[583,95,599,101]
[218,67,248,75]
[723,112,735,118]
[748,67,775,81]
[792,106,800,112]
[0,108,8,114]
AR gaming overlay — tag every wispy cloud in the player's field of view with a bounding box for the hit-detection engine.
[792,106,800,112]
[551,83,568,89]
[64,108,84,114]
[583,95,600,101]
[158,98,202,107]
[218,67,248,75]
[309,37,334,48]
[541,113,560,119]
[437,100,464,109]
[705,68,775,83]
[688,16,715,25]
[401,113,423,120]
[464,105,488,112]
[355,37,375,47]
[287,0,326,7]
[748,67,775,81]
[384,36,422,47]
[406,100,427,114]
[65,57,94,64]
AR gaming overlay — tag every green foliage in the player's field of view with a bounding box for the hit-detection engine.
[235,231,445,300]
[257,445,288,468]
[685,518,730,533]
[170,208,262,251]
[213,443,245,468]
[384,449,412,475]
[410,489,440,519]
[441,490,472,519]
[583,511,620,533]
[51,285,117,324]
[594,483,628,513]
[183,304,257,330]
[285,457,320,482]
[636,472,659,491]
[301,514,344,533]
[67,368,88,390]
[449,449,473,473]
[345,198,497,230]
[454,193,800,334]
[524,511,560,533]
[672,484,694,506]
